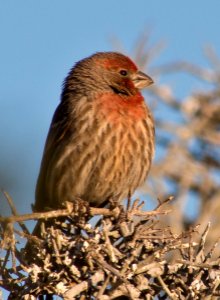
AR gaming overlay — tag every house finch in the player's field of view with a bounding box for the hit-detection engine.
[34,52,154,212]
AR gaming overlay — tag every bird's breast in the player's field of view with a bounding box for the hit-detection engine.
[95,92,147,123]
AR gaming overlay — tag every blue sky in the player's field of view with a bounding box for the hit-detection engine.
[0,1,220,298]
[0,1,220,212]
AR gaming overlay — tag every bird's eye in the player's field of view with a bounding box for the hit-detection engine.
[119,70,128,76]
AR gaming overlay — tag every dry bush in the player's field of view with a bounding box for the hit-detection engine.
[1,197,220,299]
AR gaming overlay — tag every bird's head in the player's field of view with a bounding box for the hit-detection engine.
[62,52,153,99]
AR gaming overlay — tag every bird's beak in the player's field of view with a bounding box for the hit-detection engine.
[131,71,154,89]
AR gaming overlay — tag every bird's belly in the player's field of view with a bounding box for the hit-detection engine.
[82,123,152,205]
[52,118,154,207]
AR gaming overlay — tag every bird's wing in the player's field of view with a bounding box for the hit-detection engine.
[34,100,75,211]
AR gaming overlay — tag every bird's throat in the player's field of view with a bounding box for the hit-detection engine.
[95,92,147,123]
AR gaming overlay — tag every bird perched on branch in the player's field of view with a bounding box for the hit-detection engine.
[34,52,155,212]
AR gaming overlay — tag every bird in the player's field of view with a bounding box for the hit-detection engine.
[34,52,155,213]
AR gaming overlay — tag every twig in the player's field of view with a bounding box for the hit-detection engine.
[96,274,111,298]
[91,253,129,284]
[0,206,171,227]
[155,195,174,210]
[1,189,30,234]
[176,259,220,269]
[157,275,178,300]
[204,236,220,263]
[63,271,105,299]
[196,222,211,259]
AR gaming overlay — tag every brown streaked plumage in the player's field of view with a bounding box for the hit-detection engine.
[34,52,155,212]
